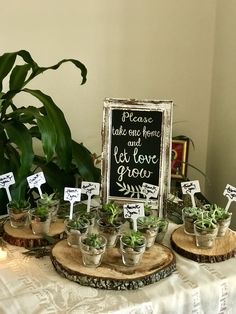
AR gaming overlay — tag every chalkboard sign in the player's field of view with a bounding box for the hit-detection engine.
[101,98,173,217]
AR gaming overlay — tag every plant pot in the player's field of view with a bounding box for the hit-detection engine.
[30,210,51,235]
[79,234,107,267]
[120,236,146,266]
[97,218,122,248]
[37,199,60,222]
[155,220,169,244]
[182,213,196,235]
[194,222,218,248]
[7,203,30,228]
[64,218,89,248]
[217,213,232,237]
[138,227,158,249]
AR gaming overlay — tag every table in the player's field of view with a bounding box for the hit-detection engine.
[0,222,236,314]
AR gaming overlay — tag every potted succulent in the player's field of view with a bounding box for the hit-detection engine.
[37,193,60,222]
[30,205,51,235]
[137,215,160,249]
[64,216,90,247]
[120,230,146,266]
[182,206,204,234]
[194,217,218,248]
[144,203,153,216]
[155,218,169,244]
[79,233,107,267]
[7,199,31,228]
[210,204,232,237]
[0,50,100,215]
[97,202,123,248]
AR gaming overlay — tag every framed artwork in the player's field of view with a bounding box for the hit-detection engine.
[171,139,189,179]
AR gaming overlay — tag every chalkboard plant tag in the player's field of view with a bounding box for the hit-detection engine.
[181,180,201,208]
[123,203,144,231]
[81,181,100,213]
[101,98,173,218]
[27,172,46,198]
[64,187,81,220]
[223,184,236,212]
[141,182,159,203]
[0,172,15,202]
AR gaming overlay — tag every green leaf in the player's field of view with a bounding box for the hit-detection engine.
[0,52,17,92]
[27,58,87,85]
[33,155,75,196]
[72,141,101,182]
[23,89,72,169]
[4,121,34,195]
[13,106,57,161]
[9,64,31,91]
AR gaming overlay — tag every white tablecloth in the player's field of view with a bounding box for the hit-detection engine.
[0,223,235,314]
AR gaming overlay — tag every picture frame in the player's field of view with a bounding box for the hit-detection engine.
[171,139,189,179]
[101,98,173,217]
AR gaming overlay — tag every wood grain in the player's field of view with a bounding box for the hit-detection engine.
[3,220,65,248]
[50,239,176,290]
[171,225,236,263]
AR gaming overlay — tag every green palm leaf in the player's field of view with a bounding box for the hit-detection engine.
[72,140,101,182]
[23,89,72,170]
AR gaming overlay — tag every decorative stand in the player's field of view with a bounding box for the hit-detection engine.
[50,239,176,290]
[3,220,65,248]
[171,226,236,263]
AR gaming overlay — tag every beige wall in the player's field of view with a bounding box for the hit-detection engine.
[1,1,216,191]
[206,0,236,228]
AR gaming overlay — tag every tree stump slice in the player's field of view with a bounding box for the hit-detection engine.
[50,239,176,290]
[171,226,236,263]
[3,220,65,248]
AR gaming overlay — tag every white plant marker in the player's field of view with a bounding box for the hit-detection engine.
[64,187,81,220]
[181,180,200,208]
[81,181,100,213]
[223,184,236,212]
[141,182,159,204]
[123,203,144,231]
[27,172,46,198]
[0,172,15,202]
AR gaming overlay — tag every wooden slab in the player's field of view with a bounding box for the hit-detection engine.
[3,220,65,248]
[50,239,176,290]
[171,225,236,263]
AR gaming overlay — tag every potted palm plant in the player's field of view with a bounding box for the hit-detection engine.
[120,230,146,266]
[64,216,90,247]
[97,202,123,248]
[7,199,31,228]
[0,50,100,215]
[79,233,107,267]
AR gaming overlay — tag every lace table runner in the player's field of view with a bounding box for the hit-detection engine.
[0,223,235,314]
